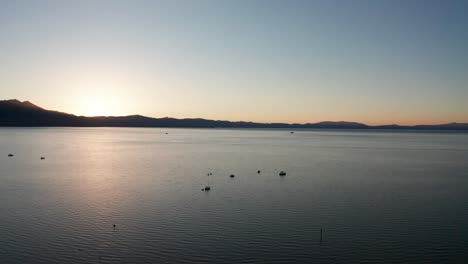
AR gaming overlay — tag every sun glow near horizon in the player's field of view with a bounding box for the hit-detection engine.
[70,85,127,116]
[59,71,135,117]
[78,97,119,117]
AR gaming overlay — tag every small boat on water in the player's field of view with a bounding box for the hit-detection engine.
[203,186,211,191]
[279,171,286,176]
[8,154,13,157]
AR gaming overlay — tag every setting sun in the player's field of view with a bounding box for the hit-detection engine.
[82,99,115,117]
[76,94,124,117]
[62,74,130,117]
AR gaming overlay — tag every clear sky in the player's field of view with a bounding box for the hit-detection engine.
[1,0,467,125]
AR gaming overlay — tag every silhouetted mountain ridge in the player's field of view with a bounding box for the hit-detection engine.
[1,99,467,130]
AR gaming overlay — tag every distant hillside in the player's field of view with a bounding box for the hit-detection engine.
[1,99,467,130]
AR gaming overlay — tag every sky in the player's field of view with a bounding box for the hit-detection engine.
[0,0,467,125]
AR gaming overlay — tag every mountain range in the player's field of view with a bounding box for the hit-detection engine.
[1,99,467,130]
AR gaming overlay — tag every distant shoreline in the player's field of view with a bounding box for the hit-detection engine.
[1,127,468,134]
[1,99,468,131]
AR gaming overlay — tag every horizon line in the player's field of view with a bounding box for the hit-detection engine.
[2,99,467,128]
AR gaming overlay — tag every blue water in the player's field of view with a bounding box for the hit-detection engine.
[1,128,467,263]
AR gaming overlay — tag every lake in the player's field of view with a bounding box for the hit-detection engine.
[1,128,467,263]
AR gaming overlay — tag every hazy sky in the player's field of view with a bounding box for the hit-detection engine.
[1,0,467,125]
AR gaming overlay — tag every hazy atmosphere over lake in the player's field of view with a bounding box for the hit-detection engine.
[1,0,467,124]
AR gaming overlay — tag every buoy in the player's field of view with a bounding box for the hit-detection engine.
[290,131,294,134]
[320,228,323,243]
[113,224,116,228]
[230,174,235,178]
[279,171,286,176]
[257,170,261,174]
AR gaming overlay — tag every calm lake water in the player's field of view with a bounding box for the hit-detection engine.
[1,128,467,263]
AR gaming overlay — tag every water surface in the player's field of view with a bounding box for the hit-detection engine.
[1,128,467,263]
